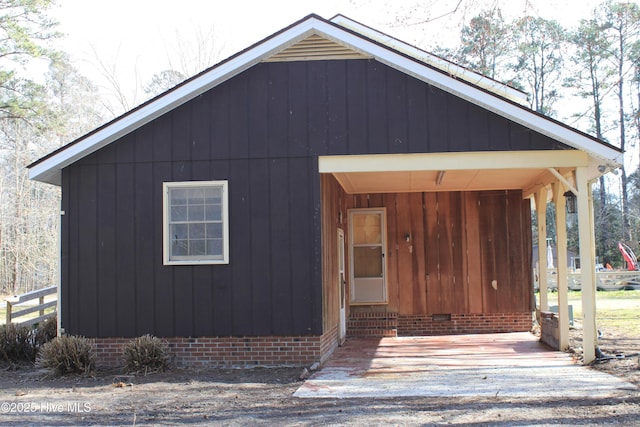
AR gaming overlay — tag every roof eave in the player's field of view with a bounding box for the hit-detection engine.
[28,16,330,185]
[29,14,622,186]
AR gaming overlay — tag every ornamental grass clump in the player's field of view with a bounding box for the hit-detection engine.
[0,323,36,362]
[37,335,95,376]
[0,317,58,364]
[34,316,58,348]
[123,334,170,375]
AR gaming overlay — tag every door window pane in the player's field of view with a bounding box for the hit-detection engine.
[353,246,382,277]
[352,213,382,244]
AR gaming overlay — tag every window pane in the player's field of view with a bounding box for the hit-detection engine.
[172,239,189,256]
[171,205,187,221]
[207,239,223,256]
[352,213,382,244]
[188,188,206,204]
[171,224,188,240]
[190,239,206,255]
[353,246,382,277]
[189,223,205,239]
[206,223,222,238]
[204,187,222,204]
[187,205,205,221]
[205,204,222,221]
[171,188,188,205]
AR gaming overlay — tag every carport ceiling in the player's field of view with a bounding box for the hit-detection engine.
[320,151,589,196]
[332,168,562,195]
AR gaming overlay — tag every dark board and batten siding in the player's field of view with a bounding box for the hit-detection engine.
[62,59,563,338]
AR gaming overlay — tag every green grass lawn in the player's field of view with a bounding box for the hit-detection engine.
[543,290,640,336]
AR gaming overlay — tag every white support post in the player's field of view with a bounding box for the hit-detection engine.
[552,182,570,351]
[576,167,597,364]
[534,188,549,311]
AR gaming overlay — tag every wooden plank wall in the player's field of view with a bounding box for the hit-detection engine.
[321,174,344,333]
[344,187,532,315]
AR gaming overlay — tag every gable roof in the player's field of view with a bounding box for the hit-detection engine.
[29,14,623,186]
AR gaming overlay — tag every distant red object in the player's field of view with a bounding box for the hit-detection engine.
[618,242,639,271]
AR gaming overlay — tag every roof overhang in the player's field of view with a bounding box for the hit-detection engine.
[28,14,623,186]
[319,151,594,198]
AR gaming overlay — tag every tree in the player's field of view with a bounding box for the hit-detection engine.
[45,53,105,141]
[143,69,186,98]
[0,0,61,294]
[603,0,640,242]
[0,54,105,294]
[0,0,59,122]
[567,16,616,256]
[512,16,567,116]
[568,18,614,144]
[88,44,142,117]
[163,25,225,78]
[456,8,511,80]
[0,2,106,294]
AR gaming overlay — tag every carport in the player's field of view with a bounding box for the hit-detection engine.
[321,147,622,364]
[295,333,637,398]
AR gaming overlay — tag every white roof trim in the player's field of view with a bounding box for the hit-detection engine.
[29,15,622,186]
[29,18,323,185]
[319,151,589,173]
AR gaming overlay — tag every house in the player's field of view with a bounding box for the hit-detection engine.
[28,14,623,367]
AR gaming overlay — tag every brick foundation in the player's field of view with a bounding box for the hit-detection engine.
[347,311,532,337]
[347,311,398,337]
[397,312,533,336]
[91,326,339,368]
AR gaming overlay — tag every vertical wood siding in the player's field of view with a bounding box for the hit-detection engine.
[62,59,551,337]
[338,186,532,317]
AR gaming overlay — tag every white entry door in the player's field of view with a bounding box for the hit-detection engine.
[349,208,387,304]
[337,228,346,345]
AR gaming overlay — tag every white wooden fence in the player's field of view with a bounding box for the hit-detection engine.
[4,286,57,326]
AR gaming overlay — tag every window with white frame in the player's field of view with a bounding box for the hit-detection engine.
[163,181,229,265]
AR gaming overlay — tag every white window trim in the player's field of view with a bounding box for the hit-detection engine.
[163,180,229,265]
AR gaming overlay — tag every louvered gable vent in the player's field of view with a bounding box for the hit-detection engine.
[265,34,370,62]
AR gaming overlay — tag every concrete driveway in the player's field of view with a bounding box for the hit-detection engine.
[295,332,638,399]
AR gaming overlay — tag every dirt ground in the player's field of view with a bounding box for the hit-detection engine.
[0,327,638,426]
[568,321,640,388]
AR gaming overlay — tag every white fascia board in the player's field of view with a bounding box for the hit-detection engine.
[29,18,325,185]
[330,15,528,105]
[315,23,623,167]
[319,151,589,173]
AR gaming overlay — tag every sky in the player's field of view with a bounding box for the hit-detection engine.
[49,0,609,101]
